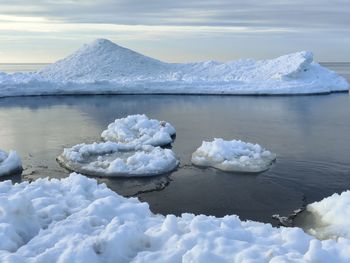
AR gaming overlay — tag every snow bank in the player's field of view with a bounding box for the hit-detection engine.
[0,149,22,177]
[0,39,348,96]
[299,191,350,240]
[191,138,276,172]
[101,114,176,147]
[57,142,178,177]
[1,174,350,262]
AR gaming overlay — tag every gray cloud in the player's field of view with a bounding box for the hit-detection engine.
[1,0,349,31]
[1,0,349,62]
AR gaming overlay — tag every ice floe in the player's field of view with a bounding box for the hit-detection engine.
[297,190,350,240]
[101,114,176,147]
[191,138,276,172]
[57,142,178,177]
[0,149,22,177]
[1,173,350,262]
[0,38,348,96]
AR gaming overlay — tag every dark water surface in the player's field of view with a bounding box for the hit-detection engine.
[1,93,350,225]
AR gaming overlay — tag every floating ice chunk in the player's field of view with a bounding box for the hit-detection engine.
[191,138,276,172]
[101,114,176,147]
[57,142,178,177]
[297,191,350,240]
[1,174,350,262]
[0,149,22,177]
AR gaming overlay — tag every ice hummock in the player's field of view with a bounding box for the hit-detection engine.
[0,149,22,177]
[101,114,176,147]
[297,190,350,240]
[2,173,350,262]
[57,142,179,177]
[0,38,348,96]
[191,138,276,172]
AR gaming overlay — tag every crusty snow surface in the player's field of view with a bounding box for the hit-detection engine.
[191,138,276,172]
[1,174,350,263]
[101,114,176,147]
[58,142,179,177]
[0,39,348,96]
[0,149,22,177]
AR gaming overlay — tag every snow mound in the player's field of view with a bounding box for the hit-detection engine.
[101,114,176,147]
[191,138,276,172]
[299,191,350,240]
[39,39,170,83]
[1,174,350,262]
[0,39,348,96]
[0,149,22,177]
[57,142,178,177]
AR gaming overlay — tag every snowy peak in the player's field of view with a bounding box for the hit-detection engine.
[39,39,168,82]
[270,51,314,79]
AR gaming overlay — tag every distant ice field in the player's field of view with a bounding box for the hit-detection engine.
[0,39,348,95]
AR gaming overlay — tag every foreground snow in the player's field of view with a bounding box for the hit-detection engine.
[58,142,178,177]
[0,149,22,177]
[101,115,176,147]
[0,39,348,96]
[299,191,350,240]
[1,174,350,262]
[191,138,276,172]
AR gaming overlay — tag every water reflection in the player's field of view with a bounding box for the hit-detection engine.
[0,93,350,224]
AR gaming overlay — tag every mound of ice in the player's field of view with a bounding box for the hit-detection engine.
[0,39,348,96]
[0,149,22,177]
[1,174,350,262]
[39,39,170,83]
[57,142,178,177]
[299,191,350,240]
[101,114,176,147]
[191,138,276,172]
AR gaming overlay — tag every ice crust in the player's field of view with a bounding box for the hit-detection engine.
[101,114,176,147]
[1,173,350,262]
[191,138,276,172]
[58,142,178,177]
[0,39,348,96]
[0,149,22,177]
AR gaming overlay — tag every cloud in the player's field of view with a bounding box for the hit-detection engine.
[0,0,349,31]
[0,0,349,62]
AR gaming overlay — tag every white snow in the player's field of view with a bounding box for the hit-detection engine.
[58,142,178,177]
[101,114,176,147]
[191,138,276,172]
[0,39,348,96]
[1,173,350,262]
[299,190,350,240]
[0,149,22,177]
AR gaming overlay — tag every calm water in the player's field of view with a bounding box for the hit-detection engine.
[0,63,349,225]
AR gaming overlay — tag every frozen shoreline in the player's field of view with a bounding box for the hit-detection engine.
[1,173,350,262]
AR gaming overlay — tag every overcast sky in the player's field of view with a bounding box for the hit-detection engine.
[0,0,349,63]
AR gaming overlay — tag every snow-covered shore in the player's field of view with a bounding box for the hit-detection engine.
[1,173,350,262]
[0,39,348,96]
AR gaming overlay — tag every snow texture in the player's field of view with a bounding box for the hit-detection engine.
[0,38,348,96]
[58,142,178,177]
[1,173,350,262]
[191,138,276,172]
[101,114,176,147]
[0,149,22,177]
[300,190,350,240]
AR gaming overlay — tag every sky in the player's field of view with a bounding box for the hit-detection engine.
[0,0,349,63]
